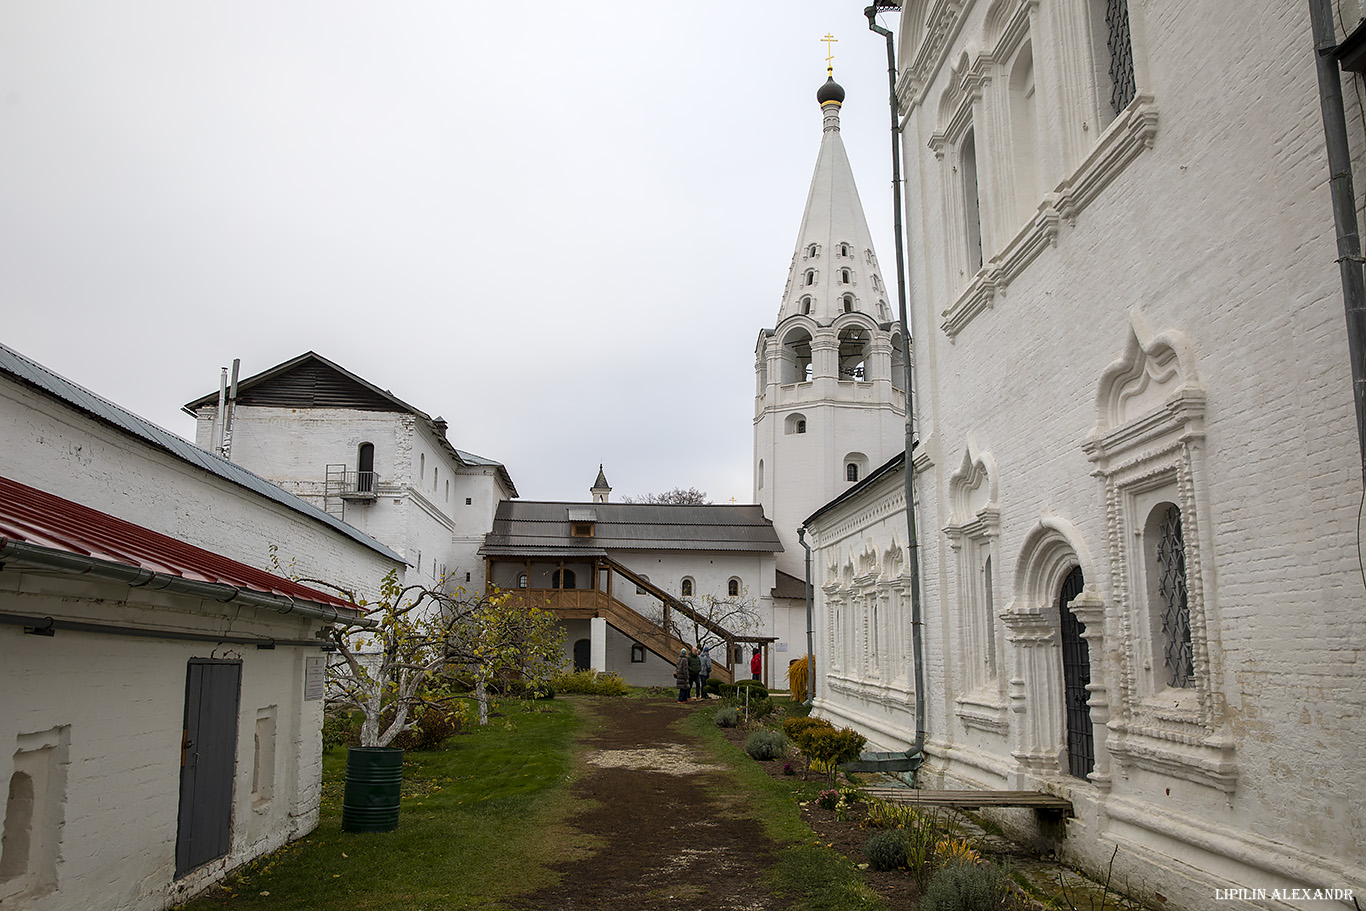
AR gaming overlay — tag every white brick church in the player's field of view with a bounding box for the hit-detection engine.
[788,3,1366,909]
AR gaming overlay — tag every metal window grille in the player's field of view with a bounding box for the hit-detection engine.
[1157,505,1194,688]
[1106,0,1136,114]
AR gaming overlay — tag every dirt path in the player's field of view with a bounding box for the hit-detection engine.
[508,698,783,911]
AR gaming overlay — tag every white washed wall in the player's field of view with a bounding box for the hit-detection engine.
[804,2,1366,908]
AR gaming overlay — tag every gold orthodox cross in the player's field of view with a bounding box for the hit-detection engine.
[823,33,838,75]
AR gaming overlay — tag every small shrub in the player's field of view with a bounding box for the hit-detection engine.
[714,707,740,728]
[552,670,629,696]
[865,830,909,872]
[743,729,788,761]
[935,837,982,868]
[388,703,465,752]
[321,711,360,749]
[815,788,841,810]
[748,696,775,719]
[921,863,1010,911]
[782,763,796,776]
[735,679,769,700]
[782,715,834,744]
[704,678,723,695]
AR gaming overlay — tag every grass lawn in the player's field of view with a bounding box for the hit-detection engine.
[179,694,885,911]
[177,698,582,911]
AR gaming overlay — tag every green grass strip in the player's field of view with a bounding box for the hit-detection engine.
[177,699,581,911]
[683,709,889,911]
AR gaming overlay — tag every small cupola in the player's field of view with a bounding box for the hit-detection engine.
[591,464,612,504]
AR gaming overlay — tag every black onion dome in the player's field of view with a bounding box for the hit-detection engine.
[816,76,846,105]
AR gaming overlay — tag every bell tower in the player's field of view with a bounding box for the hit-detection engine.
[754,69,907,578]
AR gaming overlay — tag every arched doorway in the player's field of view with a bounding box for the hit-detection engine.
[1058,566,1094,779]
[552,569,577,590]
[572,638,591,672]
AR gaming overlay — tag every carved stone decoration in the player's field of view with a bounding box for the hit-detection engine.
[1083,310,1235,794]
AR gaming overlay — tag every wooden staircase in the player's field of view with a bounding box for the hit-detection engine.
[503,569,738,685]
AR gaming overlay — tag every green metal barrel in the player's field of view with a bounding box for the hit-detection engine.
[341,747,403,833]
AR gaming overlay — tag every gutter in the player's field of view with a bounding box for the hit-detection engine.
[0,537,375,629]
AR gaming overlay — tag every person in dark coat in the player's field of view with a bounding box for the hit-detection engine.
[687,647,702,698]
[674,648,691,702]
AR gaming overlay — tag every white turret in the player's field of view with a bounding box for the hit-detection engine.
[754,72,907,578]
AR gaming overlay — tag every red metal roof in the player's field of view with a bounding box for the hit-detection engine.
[0,475,358,611]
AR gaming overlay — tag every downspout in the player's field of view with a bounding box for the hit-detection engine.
[798,526,815,705]
[1309,0,1366,481]
[868,2,927,776]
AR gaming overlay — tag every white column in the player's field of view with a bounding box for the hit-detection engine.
[589,617,607,672]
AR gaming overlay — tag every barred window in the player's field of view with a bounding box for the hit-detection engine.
[1155,504,1194,688]
[1106,0,1136,114]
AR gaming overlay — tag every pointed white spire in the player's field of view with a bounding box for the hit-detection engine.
[776,76,892,326]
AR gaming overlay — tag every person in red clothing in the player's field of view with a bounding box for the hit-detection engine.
[750,647,762,682]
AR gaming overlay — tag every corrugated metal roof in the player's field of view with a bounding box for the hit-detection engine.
[0,341,403,563]
[481,501,783,555]
[0,475,358,610]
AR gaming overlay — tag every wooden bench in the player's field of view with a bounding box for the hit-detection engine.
[862,787,1073,815]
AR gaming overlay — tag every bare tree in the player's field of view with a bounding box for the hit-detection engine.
[672,587,761,655]
[622,486,712,505]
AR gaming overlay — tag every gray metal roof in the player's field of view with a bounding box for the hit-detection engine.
[182,351,518,498]
[0,341,404,564]
[481,501,783,556]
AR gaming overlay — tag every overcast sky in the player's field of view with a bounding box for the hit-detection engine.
[1,2,902,504]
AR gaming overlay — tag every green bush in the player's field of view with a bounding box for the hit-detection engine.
[748,696,775,719]
[803,726,866,770]
[551,670,629,696]
[704,677,724,695]
[920,863,1010,911]
[743,729,789,761]
[865,830,909,872]
[388,703,464,752]
[322,711,360,749]
[782,715,834,744]
[714,707,740,728]
[735,679,769,700]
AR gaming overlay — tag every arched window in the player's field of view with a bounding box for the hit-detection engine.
[962,127,984,273]
[839,242,851,257]
[801,295,813,315]
[757,459,764,489]
[552,569,577,590]
[728,578,741,597]
[517,572,528,588]
[804,269,816,286]
[840,268,852,284]
[681,578,694,597]
[846,463,859,482]
[805,243,818,258]
[419,452,425,480]
[781,329,813,384]
[785,413,808,435]
[1148,503,1193,688]
[797,419,807,433]
[838,326,868,381]
[843,294,855,313]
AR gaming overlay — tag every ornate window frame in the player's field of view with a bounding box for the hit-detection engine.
[1082,312,1235,793]
[944,445,1007,734]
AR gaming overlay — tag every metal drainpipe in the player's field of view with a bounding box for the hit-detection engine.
[867,2,926,775]
[1309,0,1366,482]
[798,526,815,705]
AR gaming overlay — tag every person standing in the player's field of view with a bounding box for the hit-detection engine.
[687,646,702,699]
[750,647,762,682]
[674,648,691,703]
[698,645,712,699]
